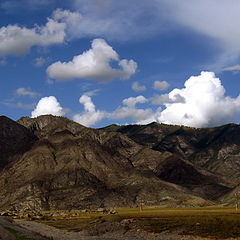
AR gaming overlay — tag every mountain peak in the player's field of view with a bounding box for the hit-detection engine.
[18,114,87,137]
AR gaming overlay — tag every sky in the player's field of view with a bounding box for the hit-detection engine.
[1,0,240,128]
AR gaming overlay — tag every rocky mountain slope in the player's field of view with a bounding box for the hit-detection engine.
[0,115,238,210]
[102,123,240,185]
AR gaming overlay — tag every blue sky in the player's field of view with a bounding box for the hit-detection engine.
[1,0,240,128]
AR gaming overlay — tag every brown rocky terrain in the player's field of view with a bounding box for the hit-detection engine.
[102,123,240,185]
[0,115,238,210]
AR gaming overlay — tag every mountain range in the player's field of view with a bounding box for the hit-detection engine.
[0,115,239,211]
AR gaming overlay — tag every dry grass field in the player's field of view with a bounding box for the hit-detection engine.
[37,207,240,239]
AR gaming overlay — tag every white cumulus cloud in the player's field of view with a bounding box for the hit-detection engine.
[132,81,146,92]
[151,93,185,105]
[31,96,66,117]
[111,95,161,124]
[153,80,169,91]
[51,8,82,39]
[0,9,81,57]
[158,71,240,128]
[73,94,160,126]
[122,96,148,107]
[73,94,106,127]
[47,38,137,82]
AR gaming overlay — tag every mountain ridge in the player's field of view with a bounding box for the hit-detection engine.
[0,115,238,210]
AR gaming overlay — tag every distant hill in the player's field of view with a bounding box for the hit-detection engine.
[0,115,238,210]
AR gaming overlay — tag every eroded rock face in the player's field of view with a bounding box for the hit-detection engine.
[0,115,238,210]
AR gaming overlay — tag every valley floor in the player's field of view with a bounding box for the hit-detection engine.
[0,207,239,240]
